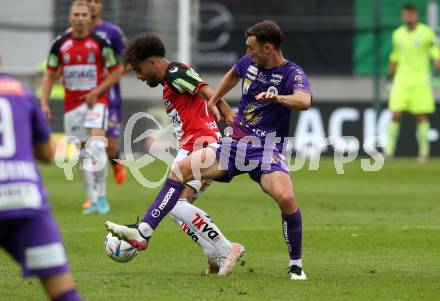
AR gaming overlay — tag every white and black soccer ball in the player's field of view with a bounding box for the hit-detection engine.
[104,233,139,263]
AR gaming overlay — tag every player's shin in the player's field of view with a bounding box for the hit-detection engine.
[169,203,218,262]
[89,139,109,214]
[78,149,97,207]
[138,178,185,237]
[169,200,233,255]
[282,209,303,267]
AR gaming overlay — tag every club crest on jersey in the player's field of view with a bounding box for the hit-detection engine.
[267,86,278,94]
[76,54,82,63]
[87,52,96,63]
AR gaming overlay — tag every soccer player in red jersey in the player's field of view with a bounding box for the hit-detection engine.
[107,33,243,275]
[41,0,122,215]
[87,0,127,186]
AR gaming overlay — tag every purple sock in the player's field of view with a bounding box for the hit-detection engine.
[282,209,302,260]
[52,289,82,301]
[142,178,184,229]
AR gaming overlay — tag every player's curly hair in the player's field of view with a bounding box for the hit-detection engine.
[122,33,166,67]
[245,20,283,49]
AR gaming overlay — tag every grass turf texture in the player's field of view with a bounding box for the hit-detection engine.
[0,158,439,300]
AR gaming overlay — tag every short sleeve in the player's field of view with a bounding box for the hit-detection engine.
[233,55,253,78]
[46,35,64,72]
[428,28,440,60]
[166,64,207,95]
[110,25,127,55]
[288,66,312,94]
[102,45,119,69]
[389,30,399,63]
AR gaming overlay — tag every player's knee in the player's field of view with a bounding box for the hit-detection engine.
[171,160,194,183]
[276,191,297,212]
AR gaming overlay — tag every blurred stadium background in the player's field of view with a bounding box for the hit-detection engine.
[1,0,439,155]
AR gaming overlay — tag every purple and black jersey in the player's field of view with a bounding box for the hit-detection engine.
[0,73,51,219]
[93,21,126,108]
[231,54,312,150]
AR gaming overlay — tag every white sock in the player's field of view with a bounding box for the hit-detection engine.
[138,222,153,238]
[290,259,303,268]
[169,200,217,260]
[86,139,108,199]
[169,200,232,256]
[79,149,97,205]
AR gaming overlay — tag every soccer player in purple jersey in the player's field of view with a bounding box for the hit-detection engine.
[87,0,127,187]
[105,20,312,280]
[0,73,82,300]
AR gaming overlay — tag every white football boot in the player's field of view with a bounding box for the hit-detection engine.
[105,220,149,250]
[217,243,245,276]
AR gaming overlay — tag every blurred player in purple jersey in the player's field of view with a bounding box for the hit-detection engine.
[87,0,127,189]
[105,20,312,280]
[0,72,82,300]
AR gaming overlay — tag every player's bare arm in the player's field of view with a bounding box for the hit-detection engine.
[256,90,312,110]
[40,69,57,119]
[83,65,122,107]
[207,67,240,108]
[33,141,54,163]
[198,84,234,123]
[388,61,397,77]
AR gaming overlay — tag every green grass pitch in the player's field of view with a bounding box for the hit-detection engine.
[1,158,439,300]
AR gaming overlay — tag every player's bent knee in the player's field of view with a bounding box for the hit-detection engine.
[171,160,194,183]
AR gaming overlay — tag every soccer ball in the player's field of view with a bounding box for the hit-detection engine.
[104,233,139,263]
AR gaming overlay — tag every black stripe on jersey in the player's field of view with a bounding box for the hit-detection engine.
[48,33,71,67]
[163,62,205,95]
[90,32,119,68]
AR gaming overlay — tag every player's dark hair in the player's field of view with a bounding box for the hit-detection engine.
[122,33,166,67]
[402,3,417,12]
[245,20,283,49]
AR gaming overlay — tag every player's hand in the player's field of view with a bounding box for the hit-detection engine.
[83,90,99,108]
[41,103,52,120]
[256,91,279,103]
[208,104,223,122]
[225,111,236,125]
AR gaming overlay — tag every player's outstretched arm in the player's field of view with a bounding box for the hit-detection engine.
[198,85,234,123]
[256,90,312,111]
